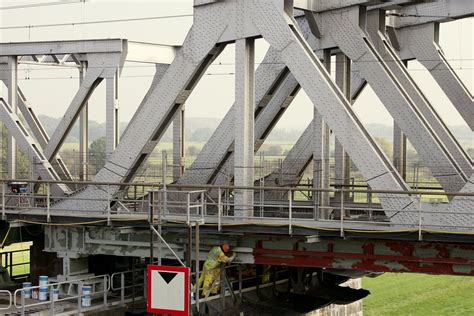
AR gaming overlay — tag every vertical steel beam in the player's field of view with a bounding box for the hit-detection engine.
[79,62,89,180]
[393,123,407,180]
[106,70,120,158]
[313,49,331,217]
[334,53,351,203]
[234,38,256,218]
[6,56,18,178]
[173,106,185,182]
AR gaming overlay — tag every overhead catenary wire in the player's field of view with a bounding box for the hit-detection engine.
[0,14,194,30]
[0,0,87,11]
[1,58,472,72]
[15,67,473,81]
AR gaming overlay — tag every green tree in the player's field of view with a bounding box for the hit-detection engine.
[89,137,106,174]
[0,124,31,179]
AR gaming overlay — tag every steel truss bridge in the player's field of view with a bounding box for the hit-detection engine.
[0,0,473,314]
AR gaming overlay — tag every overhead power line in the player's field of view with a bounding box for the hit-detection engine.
[0,0,87,11]
[0,14,194,30]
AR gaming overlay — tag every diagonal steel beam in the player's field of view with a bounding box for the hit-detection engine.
[312,6,467,192]
[0,98,69,195]
[43,53,123,160]
[365,10,472,174]
[16,88,74,181]
[53,4,230,211]
[396,22,474,131]
[251,0,419,223]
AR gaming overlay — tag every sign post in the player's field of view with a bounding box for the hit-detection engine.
[147,265,190,315]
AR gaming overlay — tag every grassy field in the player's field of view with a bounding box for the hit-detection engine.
[0,242,32,277]
[363,273,474,316]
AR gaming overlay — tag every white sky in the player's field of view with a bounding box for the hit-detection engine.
[0,0,472,135]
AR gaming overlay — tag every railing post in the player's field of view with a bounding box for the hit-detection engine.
[195,222,200,313]
[239,264,243,303]
[149,190,155,265]
[107,184,111,226]
[418,193,423,241]
[288,189,292,235]
[186,193,191,225]
[2,181,5,220]
[143,270,147,299]
[218,187,222,232]
[340,189,344,238]
[77,281,82,314]
[46,182,51,223]
[103,275,108,307]
[201,191,207,223]
[21,288,25,316]
[49,286,54,315]
[9,252,13,277]
[120,273,125,305]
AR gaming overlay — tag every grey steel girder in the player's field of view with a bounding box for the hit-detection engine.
[269,4,472,192]
[0,39,126,57]
[263,123,313,189]
[178,45,293,186]
[387,0,474,28]
[0,98,70,195]
[251,0,418,222]
[52,0,419,224]
[435,174,474,229]
[43,53,124,161]
[310,6,467,192]
[0,66,74,182]
[53,3,230,211]
[364,10,473,175]
[395,22,474,131]
[294,0,374,12]
[234,38,256,217]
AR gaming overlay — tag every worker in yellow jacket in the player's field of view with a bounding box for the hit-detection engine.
[197,243,235,297]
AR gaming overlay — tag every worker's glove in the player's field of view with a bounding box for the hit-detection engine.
[228,253,236,262]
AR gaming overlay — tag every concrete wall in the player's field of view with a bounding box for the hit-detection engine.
[306,279,363,316]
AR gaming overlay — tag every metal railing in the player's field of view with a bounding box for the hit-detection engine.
[110,269,146,305]
[13,274,110,315]
[0,248,30,280]
[0,290,12,311]
[0,179,473,237]
[0,269,152,314]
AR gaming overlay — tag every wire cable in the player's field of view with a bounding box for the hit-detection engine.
[0,0,87,11]
[0,14,193,30]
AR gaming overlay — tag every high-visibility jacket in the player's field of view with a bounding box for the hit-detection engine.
[203,246,230,271]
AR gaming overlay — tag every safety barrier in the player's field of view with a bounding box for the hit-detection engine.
[0,179,473,237]
[12,274,109,315]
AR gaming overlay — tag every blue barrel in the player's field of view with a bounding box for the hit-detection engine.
[38,287,48,301]
[81,286,92,307]
[39,275,48,287]
[22,282,32,299]
[53,288,59,301]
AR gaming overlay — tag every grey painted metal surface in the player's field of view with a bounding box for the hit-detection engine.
[365,10,472,176]
[314,6,466,192]
[0,99,70,195]
[0,0,471,228]
[396,23,474,131]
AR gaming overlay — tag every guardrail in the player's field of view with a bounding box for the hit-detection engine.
[110,269,146,305]
[0,179,473,236]
[0,248,30,281]
[13,274,110,315]
[0,290,12,311]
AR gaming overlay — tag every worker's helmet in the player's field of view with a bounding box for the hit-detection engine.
[221,243,230,253]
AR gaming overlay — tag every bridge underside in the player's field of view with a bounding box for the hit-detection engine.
[0,0,473,314]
